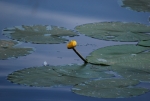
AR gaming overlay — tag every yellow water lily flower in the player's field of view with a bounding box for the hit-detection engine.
[67,40,77,49]
[67,40,88,63]
[67,40,109,65]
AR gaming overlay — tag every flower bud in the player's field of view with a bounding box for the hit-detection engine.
[67,40,77,49]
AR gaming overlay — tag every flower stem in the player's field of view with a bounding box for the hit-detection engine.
[72,48,88,63]
[72,47,110,66]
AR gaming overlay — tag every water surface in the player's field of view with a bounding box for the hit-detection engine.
[0,0,150,101]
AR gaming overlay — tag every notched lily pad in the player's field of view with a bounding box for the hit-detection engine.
[72,79,149,98]
[0,40,33,60]
[119,0,150,12]
[7,66,88,87]
[86,44,150,65]
[53,64,113,78]
[3,25,78,44]
[75,22,150,42]
[112,65,150,82]
[87,44,150,81]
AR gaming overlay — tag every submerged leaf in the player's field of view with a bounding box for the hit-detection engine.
[72,79,149,98]
[119,0,150,12]
[75,22,150,42]
[3,25,78,44]
[0,40,33,60]
[53,64,113,78]
[7,66,88,87]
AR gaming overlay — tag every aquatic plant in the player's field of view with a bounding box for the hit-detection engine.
[72,79,149,98]
[53,64,113,78]
[86,44,150,82]
[67,40,88,63]
[3,25,78,44]
[86,44,150,65]
[0,40,33,60]
[138,40,150,47]
[75,22,150,42]
[119,0,150,12]
[7,66,88,87]
[67,40,110,65]
[6,22,150,98]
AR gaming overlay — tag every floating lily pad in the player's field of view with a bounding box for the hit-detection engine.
[0,40,17,48]
[7,66,88,87]
[86,44,150,65]
[86,44,150,81]
[112,65,150,82]
[72,79,149,98]
[75,22,150,42]
[111,52,150,81]
[138,40,150,47]
[119,0,150,12]
[53,64,113,78]
[0,40,33,60]
[3,25,78,44]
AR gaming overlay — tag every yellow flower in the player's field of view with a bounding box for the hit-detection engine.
[67,40,77,49]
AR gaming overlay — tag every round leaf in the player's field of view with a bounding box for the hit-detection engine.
[0,40,33,60]
[72,79,149,98]
[112,65,150,82]
[3,25,78,44]
[7,66,88,87]
[86,44,150,81]
[53,64,113,78]
[119,0,150,12]
[138,40,150,47]
[86,44,150,65]
[75,22,150,42]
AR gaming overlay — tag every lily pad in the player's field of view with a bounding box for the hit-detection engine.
[7,66,88,87]
[86,44,150,81]
[3,25,78,44]
[72,79,149,98]
[0,40,33,60]
[138,40,150,47]
[112,65,150,82]
[75,22,150,42]
[119,0,150,12]
[86,44,150,65]
[53,64,113,78]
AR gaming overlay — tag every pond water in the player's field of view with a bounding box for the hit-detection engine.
[0,0,150,101]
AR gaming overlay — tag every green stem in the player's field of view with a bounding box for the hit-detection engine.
[72,47,110,66]
[72,48,88,63]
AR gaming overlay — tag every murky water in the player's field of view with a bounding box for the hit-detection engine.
[0,0,150,101]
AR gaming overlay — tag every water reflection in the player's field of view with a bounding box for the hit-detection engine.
[0,1,103,29]
[0,0,149,30]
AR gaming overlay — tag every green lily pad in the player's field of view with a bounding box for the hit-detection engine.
[53,64,113,78]
[86,44,150,81]
[75,22,150,42]
[111,52,150,81]
[0,40,33,60]
[3,25,78,44]
[86,44,150,65]
[138,40,150,47]
[7,66,88,87]
[119,0,150,12]
[72,79,149,98]
[0,40,17,48]
[112,65,150,82]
